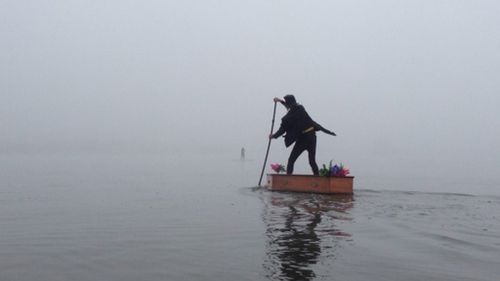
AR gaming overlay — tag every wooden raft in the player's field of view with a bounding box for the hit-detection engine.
[266,174,354,194]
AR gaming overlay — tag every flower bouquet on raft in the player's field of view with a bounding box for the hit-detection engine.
[319,161,350,177]
[270,163,285,174]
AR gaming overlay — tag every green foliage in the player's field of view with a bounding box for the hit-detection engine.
[319,160,333,177]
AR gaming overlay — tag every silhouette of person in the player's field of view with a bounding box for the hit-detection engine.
[269,95,336,175]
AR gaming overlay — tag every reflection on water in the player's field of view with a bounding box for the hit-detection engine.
[261,191,354,281]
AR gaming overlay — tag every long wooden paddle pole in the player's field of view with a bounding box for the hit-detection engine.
[258,101,278,186]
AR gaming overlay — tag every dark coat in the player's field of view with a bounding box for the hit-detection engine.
[272,103,336,147]
[272,104,316,147]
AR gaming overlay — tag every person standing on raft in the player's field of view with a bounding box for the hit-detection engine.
[269,95,336,175]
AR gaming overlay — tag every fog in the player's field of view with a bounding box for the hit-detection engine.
[2,1,499,185]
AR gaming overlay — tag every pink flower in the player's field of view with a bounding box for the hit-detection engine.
[270,163,285,173]
[338,167,350,177]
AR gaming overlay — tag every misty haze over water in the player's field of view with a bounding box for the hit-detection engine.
[2,1,500,195]
[1,1,500,280]
[2,2,500,189]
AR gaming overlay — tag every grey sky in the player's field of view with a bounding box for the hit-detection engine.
[2,1,499,179]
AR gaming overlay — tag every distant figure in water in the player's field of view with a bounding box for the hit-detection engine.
[240,147,245,160]
[269,95,336,175]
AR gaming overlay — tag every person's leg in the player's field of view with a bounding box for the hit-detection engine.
[306,133,319,175]
[287,141,306,174]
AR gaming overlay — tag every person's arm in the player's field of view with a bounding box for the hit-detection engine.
[269,98,287,139]
[270,125,286,139]
[273,97,286,107]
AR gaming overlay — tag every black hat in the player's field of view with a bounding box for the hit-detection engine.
[283,95,297,107]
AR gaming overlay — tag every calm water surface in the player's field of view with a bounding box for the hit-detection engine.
[1,152,499,281]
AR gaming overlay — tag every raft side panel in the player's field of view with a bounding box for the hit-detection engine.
[266,174,353,194]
